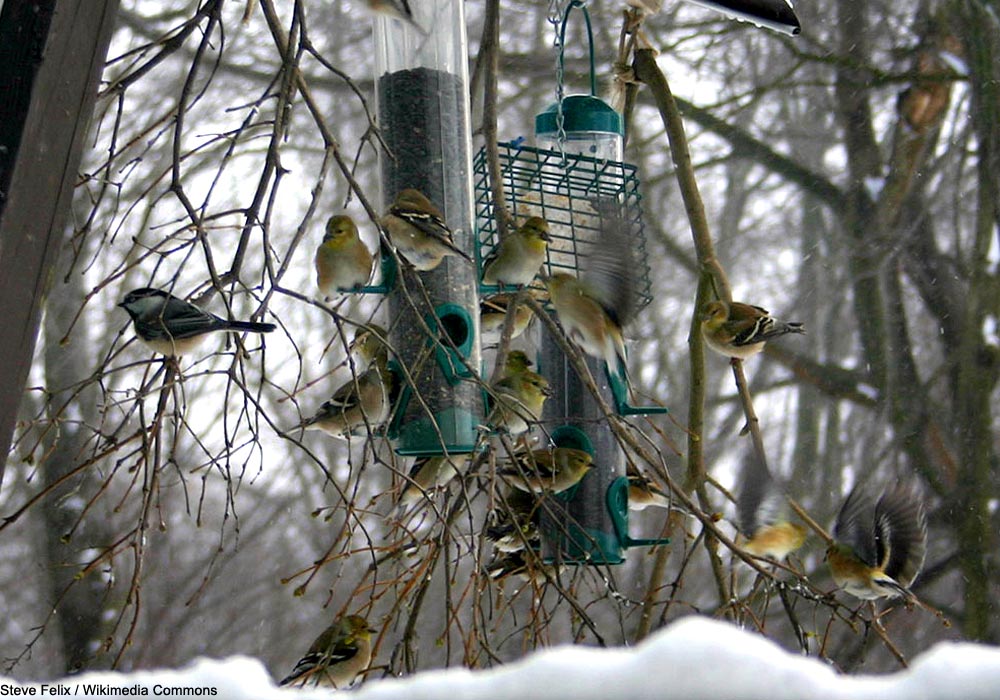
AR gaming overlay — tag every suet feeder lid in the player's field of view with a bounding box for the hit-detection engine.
[535,95,624,139]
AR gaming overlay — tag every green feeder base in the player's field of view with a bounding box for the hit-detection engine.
[542,521,626,566]
[392,405,480,456]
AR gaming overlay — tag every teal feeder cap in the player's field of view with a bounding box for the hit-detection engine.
[535,95,624,137]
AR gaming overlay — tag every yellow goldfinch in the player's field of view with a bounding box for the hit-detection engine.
[280,614,375,688]
[500,447,594,494]
[381,188,473,271]
[700,300,805,360]
[481,216,551,288]
[118,287,275,356]
[315,214,375,298]
[546,272,629,377]
[301,365,394,440]
[502,349,534,375]
[544,214,636,377]
[485,487,540,553]
[349,323,389,368]
[736,456,806,560]
[486,370,551,436]
[398,454,466,506]
[826,484,927,601]
[480,292,537,340]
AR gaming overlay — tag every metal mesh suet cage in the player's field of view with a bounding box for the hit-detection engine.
[473,142,654,312]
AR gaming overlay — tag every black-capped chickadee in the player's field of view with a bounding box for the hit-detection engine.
[118,287,276,356]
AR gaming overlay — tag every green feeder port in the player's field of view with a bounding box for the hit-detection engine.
[385,304,480,455]
[427,303,475,385]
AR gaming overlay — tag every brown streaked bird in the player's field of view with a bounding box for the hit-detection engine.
[381,188,472,271]
[826,483,927,600]
[700,300,804,360]
[485,548,562,584]
[300,364,394,440]
[279,614,375,689]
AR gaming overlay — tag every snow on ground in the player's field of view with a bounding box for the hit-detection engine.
[2,617,999,700]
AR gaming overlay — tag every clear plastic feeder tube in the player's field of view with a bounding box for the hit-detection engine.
[374,1,481,455]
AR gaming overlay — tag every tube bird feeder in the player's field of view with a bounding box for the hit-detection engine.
[473,0,669,565]
[374,0,482,456]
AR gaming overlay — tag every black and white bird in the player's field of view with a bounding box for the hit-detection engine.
[118,287,275,356]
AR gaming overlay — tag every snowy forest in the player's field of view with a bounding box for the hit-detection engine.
[2,0,999,689]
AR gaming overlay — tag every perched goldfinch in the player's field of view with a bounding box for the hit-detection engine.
[736,455,807,560]
[349,323,389,368]
[301,365,394,440]
[280,614,375,688]
[398,454,466,506]
[480,292,537,340]
[546,272,629,377]
[700,300,805,360]
[315,214,375,298]
[481,216,551,288]
[500,447,594,494]
[486,371,551,436]
[381,188,473,271]
[626,471,673,512]
[118,287,275,356]
[502,349,534,375]
[485,487,540,553]
[826,484,927,601]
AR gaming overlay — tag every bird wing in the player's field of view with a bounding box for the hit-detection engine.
[143,297,224,340]
[391,203,457,248]
[577,214,637,328]
[524,450,558,478]
[875,486,927,586]
[724,305,771,346]
[736,453,784,538]
[833,485,880,568]
[281,641,359,686]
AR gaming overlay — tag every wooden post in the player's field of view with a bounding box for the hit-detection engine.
[0,0,121,487]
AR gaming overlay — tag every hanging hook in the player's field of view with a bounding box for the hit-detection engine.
[557,0,598,98]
